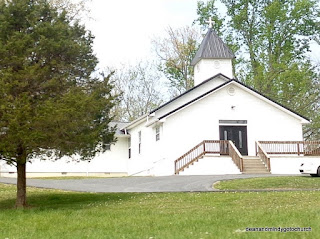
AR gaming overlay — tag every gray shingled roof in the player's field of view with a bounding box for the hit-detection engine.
[191,28,235,66]
[109,121,130,135]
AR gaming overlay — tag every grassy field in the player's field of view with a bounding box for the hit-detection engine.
[0,182,319,239]
[215,176,320,190]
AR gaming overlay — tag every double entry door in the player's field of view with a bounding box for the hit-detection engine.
[219,126,248,155]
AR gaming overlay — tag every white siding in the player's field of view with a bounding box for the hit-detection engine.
[127,122,165,176]
[194,59,233,85]
[0,136,129,176]
[154,82,304,175]
[151,75,228,120]
[270,156,305,174]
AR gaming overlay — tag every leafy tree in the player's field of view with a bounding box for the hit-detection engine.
[0,0,117,208]
[194,0,224,34]
[48,0,91,20]
[110,61,165,122]
[152,26,201,96]
[196,0,320,139]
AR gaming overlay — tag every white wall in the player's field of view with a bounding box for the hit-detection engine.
[153,81,304,175]
[180,156,241,175]
[0,136,129,176]
[194,59,233,85]
[270,156,305,174]
[126,122,166,176]
[151,75,228,120]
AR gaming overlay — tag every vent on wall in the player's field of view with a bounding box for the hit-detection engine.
[228,87,236,96]
[219,120,247,124]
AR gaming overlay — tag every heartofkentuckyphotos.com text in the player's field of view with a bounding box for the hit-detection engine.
[246,227,312,233]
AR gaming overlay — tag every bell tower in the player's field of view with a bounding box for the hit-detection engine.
[191,18,235,85]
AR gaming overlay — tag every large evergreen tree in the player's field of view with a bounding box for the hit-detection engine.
[0,0,117,208]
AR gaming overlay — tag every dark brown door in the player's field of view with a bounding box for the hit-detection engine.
[219,126,248,155]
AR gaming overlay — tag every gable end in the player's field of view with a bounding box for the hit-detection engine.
[158,80,309,123]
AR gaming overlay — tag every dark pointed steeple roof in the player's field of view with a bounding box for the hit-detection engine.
[191,28,235,66]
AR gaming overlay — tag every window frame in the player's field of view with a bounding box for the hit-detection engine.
[128,137,131,159]
[155,126,160,141]
[138,131,141,154]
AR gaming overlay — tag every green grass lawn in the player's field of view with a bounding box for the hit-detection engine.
[0,183,319,239]
[215,176,320,190]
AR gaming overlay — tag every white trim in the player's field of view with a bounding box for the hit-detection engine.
[121,114,148,130]
[158,81,309,124]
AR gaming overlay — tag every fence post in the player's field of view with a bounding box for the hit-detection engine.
[203,141,206,153]
[255,142,257,156]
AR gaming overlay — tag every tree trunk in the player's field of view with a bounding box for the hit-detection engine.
[15,161,27,208]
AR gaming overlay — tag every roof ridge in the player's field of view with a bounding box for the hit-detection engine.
[149,73,232,114]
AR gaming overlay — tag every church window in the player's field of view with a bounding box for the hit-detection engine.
[138,131,141,154]
[156,126,160,141]
[128,138,131,159]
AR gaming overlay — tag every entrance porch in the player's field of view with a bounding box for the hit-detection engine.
[175,140,320,175]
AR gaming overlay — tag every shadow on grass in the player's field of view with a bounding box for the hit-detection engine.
[0,186,145,210]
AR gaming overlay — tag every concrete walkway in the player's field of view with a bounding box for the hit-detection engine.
[0,174,300,193]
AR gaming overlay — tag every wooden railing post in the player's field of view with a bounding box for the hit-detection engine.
[255,141,257,156]
[257,141,271,172]
[174,140,229,174]
[258,141,320,156]
[228,141,243,172]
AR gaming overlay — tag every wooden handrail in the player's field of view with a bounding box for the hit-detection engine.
[256,141,271,172]
[228,141,243,172]
[174,140,229,174]
[258,141,320,156]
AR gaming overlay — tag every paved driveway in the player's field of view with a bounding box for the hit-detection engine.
[0,174,297,193]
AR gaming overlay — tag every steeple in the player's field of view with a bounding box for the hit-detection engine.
[191,23,235,85]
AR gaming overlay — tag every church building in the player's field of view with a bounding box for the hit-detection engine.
[1,25,318,178]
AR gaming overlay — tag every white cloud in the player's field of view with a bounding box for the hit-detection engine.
[85,0,199,69]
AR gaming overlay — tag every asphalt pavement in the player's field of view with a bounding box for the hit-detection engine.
[0,174,299,193]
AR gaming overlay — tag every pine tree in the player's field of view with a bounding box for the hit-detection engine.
[0,0,117,208]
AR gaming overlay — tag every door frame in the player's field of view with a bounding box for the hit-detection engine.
[219,124,248,156]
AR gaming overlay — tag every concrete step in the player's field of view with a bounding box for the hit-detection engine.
[243,161,266,165]
[243,159,262,162]
[242,156,270,174]
[243,171,270,174]
[243,156,260,159]
[243,167,269,171]
[243,166,268,170]
[243,166,268,171]
[243,162,267,167]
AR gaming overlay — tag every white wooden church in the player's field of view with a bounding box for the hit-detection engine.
[1,26,319,178]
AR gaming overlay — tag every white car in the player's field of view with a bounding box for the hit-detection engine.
[300,158,320,177]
